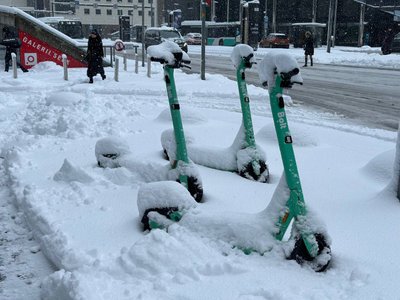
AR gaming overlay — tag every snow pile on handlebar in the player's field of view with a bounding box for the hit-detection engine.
[147,40,190,65]
[230,44,255,68]
[258,52,303,87]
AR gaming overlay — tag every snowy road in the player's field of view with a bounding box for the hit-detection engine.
[186,53,400,131]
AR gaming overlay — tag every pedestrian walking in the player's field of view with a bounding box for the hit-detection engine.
[86,29,106,83]
[2,26,28,72]
[303,31,314,67]
[381,28,395,55]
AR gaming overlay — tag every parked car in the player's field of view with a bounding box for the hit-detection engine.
[259,33,290,48]
[391,32,400,53]
[184,32,202,45]
[144,27,188,52]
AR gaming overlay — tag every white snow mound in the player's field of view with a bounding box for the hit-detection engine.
[230,44,255,67]
[53,159,93,183]
[147,40,190,65]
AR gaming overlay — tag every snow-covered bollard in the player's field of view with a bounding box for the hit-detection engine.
[114,57,119,82]
[11,52,17,79]
[95,136,131,168]
[137,181,197,231]
[62,54,68,81]
[147,55,151,78]
[135,53,139,74]
[123,55,127,71]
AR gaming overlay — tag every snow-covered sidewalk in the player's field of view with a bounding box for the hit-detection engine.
[0,49,399,299]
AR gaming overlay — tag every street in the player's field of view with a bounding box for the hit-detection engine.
[185,53,400,131]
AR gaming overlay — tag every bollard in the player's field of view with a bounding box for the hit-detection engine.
[62,54,68,81]
[147,56,151,78]
[11,53,17,79]
[114,57,119,82]
[135,54,139,74]
[396,125,400,200]
[123,55,127,71]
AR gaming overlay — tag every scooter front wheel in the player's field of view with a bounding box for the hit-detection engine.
[177,176,203,203]
[288,233,331,272]
[239,160,269,183]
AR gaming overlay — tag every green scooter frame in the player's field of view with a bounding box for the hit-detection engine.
[236,54,269,182]
[161,57,203,203]
[268,68,331,271]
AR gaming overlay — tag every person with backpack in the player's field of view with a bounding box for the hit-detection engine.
[2,26,28,72]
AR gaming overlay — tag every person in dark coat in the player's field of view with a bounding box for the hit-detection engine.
[303,31,314,67]
[86,29,105,83]
[2,26,28,72]
[381,28,395,55]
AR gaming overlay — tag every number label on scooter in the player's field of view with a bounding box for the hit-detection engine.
[284,136,292,144]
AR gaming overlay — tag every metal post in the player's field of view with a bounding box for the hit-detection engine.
[272,0,277,33]
[396,125,400,200]
[150,0,154,27]
[358,3,365,47]
[201,1,206,80]
[312,0,317,23]
[62,54,68,81]
[135,53,139,74]
[264,0,268,37]
[141,0,145,67]
[332,0,338,47]
[123,55,127,71]
[147,56,151,77]
[227,0,230,22]
[211,0,216,21]
[326,0,333,53]
[11,53,17,79]
[114,58,119,82]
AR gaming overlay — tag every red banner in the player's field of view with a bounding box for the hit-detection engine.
[205,0,212,7]
[18,31,86,69]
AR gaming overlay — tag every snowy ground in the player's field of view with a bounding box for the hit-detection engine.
[0,45,399,299]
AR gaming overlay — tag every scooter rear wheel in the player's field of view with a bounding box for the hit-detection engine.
[239,160,269,183]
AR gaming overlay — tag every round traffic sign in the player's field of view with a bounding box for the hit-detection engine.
[114,40,125,51]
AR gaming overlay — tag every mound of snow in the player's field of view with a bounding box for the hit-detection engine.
[256,123,319,147]
[95,136,131,168]
[46,92,83,107]
[147,40,190,65]
[53,159,93,183]
[156,107,207,124]
[137,181,197,219]
[361,149,395,182]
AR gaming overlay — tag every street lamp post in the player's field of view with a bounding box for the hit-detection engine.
[141,0,145,67]
[201,0,206,80]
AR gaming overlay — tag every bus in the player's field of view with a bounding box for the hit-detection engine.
[38,17,83,39]
[180,20,240,46]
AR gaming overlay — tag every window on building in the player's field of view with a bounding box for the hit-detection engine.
[96,9,101,15]
[117,0,122,2]
[128,0,133,2]
[107,9,112,15]
[138,0,143,3]
[148,0,153,4]
[106,0,111,2]
[128,10,133,16]
[138,10,142,16]
[117,9,123,15]
[84,8,90,14]
[148,11,152,16]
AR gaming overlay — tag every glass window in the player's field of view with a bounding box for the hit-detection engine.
[84,8,90,14]
[138,10,142,16]
[96,9,101,15]
[117,9,123,15]
[107,9,112,15]
[128,10,133,16]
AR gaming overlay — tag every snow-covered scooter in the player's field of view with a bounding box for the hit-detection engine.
[162,44,269,182]
[258,52,331,271]
[95,41,203,209]
[138,52,331,272]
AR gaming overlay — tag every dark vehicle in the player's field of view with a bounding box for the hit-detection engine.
[184,32,202,45]
[259,33,290,48]
[144,27,187,52]
[390,32,400,53]
[38,17,83,39]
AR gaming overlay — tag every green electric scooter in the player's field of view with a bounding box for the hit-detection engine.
[259,53,331,272]
[149,46,203,204]
[162,45,268,182]
[234,51,269,182]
